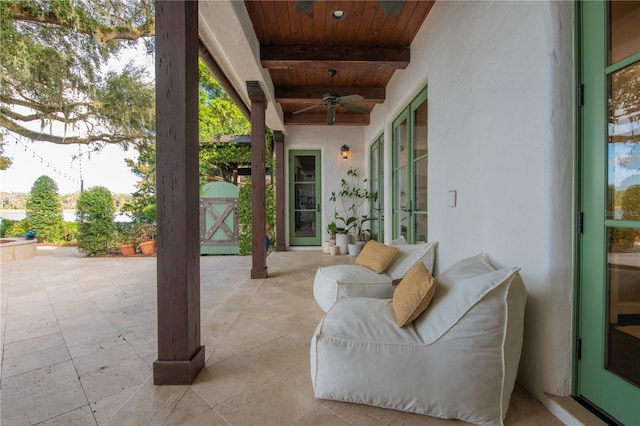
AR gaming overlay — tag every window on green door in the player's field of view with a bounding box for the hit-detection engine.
[392,87,428,243]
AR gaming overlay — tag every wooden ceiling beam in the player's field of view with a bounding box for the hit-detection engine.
[261,45,410,70]
[284,113,370,126]
[275,86,385,103]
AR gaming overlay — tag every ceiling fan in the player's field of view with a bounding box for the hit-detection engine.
[294,0,404,16]
[292,69,370,125]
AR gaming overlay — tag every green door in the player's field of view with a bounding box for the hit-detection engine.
[577,1,640,424]
[370,134,384,241]
[392,87,428,243]
[289,150,321,246]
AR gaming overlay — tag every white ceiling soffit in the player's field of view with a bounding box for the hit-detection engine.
[198,1,285,131]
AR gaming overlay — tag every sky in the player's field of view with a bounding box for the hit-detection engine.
[0,42,152,196]
[0,139,139,195]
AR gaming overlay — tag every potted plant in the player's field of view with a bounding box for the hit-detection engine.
[330,168,378,254]
[117,222,137,256]
[323,221,338,254]
[135,223,157,255]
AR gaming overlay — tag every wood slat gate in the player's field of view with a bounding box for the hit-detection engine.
[200,182,239,255]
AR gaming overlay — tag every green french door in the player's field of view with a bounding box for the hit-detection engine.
[289,150,321,246]
[392,87,428,243]
[370,134,384,241]
[577,1,640,424]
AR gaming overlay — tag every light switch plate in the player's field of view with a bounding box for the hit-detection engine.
[448,190,457,208]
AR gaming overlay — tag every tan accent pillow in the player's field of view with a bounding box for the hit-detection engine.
[393,262,436,327]
[355,240,400,274]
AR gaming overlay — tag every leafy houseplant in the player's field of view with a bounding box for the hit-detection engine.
[330,168,378,242]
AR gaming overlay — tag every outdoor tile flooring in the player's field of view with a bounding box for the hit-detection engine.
[0,246,564,425]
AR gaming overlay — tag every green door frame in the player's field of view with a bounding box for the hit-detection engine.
[575,1,640,423]
[289,150,322,246]
[369,133,384,241]
[392,86,428,243]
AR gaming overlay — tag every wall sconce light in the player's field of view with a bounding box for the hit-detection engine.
[341,144,350,159]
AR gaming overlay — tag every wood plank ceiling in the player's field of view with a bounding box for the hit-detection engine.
[244,0,435,126]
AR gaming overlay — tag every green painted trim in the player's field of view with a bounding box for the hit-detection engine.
[572,0,583,396]
[288,150,322,246]
[391,86,428,242]
[603,219,640,229]
[369,133,384,241]
[605,51,640,74]
[577,1,640,422]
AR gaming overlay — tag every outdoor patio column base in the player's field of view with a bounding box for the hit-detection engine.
[251,266,268,279]
[153,345,205,385]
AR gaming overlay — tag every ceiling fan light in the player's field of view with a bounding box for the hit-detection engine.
[331,10,346,20]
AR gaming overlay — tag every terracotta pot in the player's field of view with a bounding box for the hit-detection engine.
[119,243,136,257]
[138,240,156,255]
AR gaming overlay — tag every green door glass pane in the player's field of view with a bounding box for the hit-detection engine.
[414,157,428,212]
[609,1,640,64]
[607,227,640,386]
[413,101,428,158]
[413,213,427,243]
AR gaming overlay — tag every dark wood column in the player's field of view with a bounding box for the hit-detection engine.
[274,131,286,251]
[247,81,268,278]
[153,0,205,385]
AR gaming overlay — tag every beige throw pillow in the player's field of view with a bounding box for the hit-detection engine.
[355,240,400,274]
[393,262,436,327]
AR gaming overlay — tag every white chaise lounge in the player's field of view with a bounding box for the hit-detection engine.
[313,241,438,312]
[310,253,526,426]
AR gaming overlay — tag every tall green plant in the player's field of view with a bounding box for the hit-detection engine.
[76,186,116,256]
[238,182,276,255]
[330,168,377,240]
[25,175,64,242]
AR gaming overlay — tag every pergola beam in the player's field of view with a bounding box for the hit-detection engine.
[261,45,410,70]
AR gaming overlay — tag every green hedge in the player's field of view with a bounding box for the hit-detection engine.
[238,182,276,256]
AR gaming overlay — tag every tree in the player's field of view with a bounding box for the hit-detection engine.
[198,60,253,184]
[76,186,116,256]
[25,175,64,242]
[0,0,155,146]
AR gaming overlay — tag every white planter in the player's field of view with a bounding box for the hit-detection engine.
[347,243,363,256]
[335,233,350,255]
[323,240,335,254]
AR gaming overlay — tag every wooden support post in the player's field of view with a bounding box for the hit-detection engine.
[153,0,205,385]
[274,131,286,251]
[247,81,268,278]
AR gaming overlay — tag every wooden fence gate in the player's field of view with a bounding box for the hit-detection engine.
[200,181,239,255]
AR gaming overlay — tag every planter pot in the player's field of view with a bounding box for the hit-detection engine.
[119,243,136,257]
[323,240,336,254]
[347,243,363,256]
[138,240,156,255]
[329,245,339,256]
[335,233,350,255]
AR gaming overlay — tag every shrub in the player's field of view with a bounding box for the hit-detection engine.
[6,219,30,238]
[76,187,116,256]
[25,175,64,242]
[61,222,79,243]
[238,182,276,255]
[0,218,17,238]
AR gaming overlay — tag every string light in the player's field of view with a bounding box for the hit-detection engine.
[8,136,83,187]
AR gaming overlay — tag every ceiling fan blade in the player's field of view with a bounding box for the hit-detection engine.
[292,103,324,115]
[340,102,371,114]
[337,94,363,102]
[294,0,316,14]
[327,105,336,125]
[378,0,404,16]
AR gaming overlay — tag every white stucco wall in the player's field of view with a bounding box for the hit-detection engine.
[363,1,575,399]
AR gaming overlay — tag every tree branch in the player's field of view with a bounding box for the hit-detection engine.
[7,2,155,43]
[0,114,147,145]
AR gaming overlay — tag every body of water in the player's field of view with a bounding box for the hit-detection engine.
[0,210,131,222]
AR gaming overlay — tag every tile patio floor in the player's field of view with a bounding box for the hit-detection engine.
[1,246,564,425]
